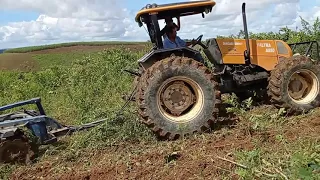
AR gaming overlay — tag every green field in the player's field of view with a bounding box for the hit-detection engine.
[1,17,320,179]
[4,41,147,53]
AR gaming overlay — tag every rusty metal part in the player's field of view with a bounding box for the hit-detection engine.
[288,73,310,100]
[161,81,195,116]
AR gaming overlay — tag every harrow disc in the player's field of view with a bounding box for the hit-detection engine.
[0,138,37,164]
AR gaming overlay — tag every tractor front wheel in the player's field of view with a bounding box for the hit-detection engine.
[268,55,320,114]
[137,56,221,140]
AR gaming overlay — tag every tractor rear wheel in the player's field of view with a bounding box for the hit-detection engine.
[268,55,320,114]
[137,56,221,140]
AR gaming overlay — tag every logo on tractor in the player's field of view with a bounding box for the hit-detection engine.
[223,42,243,46]
[257,43,271,47]
[258,43,275,53]
[266,48,275,53]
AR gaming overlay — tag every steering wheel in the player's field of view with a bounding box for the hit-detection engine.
[191,35,203,47]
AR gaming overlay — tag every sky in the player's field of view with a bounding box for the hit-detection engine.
[0,0,319,49]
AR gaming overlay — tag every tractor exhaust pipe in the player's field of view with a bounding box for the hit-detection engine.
[242,3,251,64]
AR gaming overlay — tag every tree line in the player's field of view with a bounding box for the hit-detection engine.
[219,17,320,43]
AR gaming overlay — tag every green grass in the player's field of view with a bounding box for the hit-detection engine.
[0,164,17,180]
[1,45,319,179]
[0,48,145,124]
[235,139,320,179]
[4,41,147,53]
[0,46,157,179]
[224,95,320,179]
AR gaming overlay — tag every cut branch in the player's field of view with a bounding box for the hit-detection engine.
[215,156,277,178]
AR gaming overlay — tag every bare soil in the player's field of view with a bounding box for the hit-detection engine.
[0,53,38,71]
[0,44,147,71]
[11,131,249,180]
[27,44,147,54]
[9,114,319,180]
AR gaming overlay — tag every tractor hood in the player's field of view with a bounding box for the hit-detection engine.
[135,0,215,27]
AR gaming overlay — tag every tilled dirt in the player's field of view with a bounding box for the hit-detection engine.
[284,116,320,141]
[27,44,147,54]
[10,125,253,180]
[9,114,320,180]
[0,44,147,71]
[0,53,38,71]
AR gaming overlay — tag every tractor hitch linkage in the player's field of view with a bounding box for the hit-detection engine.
[0,97,107,145]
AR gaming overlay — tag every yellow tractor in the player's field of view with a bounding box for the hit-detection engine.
[133,0,320,139]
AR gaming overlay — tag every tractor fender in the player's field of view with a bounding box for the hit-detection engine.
[138,47,202,70]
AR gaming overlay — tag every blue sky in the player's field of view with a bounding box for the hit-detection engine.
[0,10,38,25]
[0,0,316,24]
[300,0,317,10]
[0,0,319,49]
[0,0,188,25]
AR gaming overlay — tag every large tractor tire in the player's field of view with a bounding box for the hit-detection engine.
[137,56,221,140]
[268,55,320,114]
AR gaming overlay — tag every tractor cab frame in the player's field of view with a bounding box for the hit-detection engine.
[134,1,215,69]
[135,0,215,49]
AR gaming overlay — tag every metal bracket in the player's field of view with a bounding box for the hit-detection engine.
[0,97,46,115]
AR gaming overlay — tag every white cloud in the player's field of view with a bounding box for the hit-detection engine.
[175,0,302,38]
[0,0,127,20]
[299,5,320,21]
[0,0,318,48]
[0,0,148,48]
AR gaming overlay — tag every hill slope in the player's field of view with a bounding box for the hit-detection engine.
[4,41,147,53]
[0,44,319,180]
